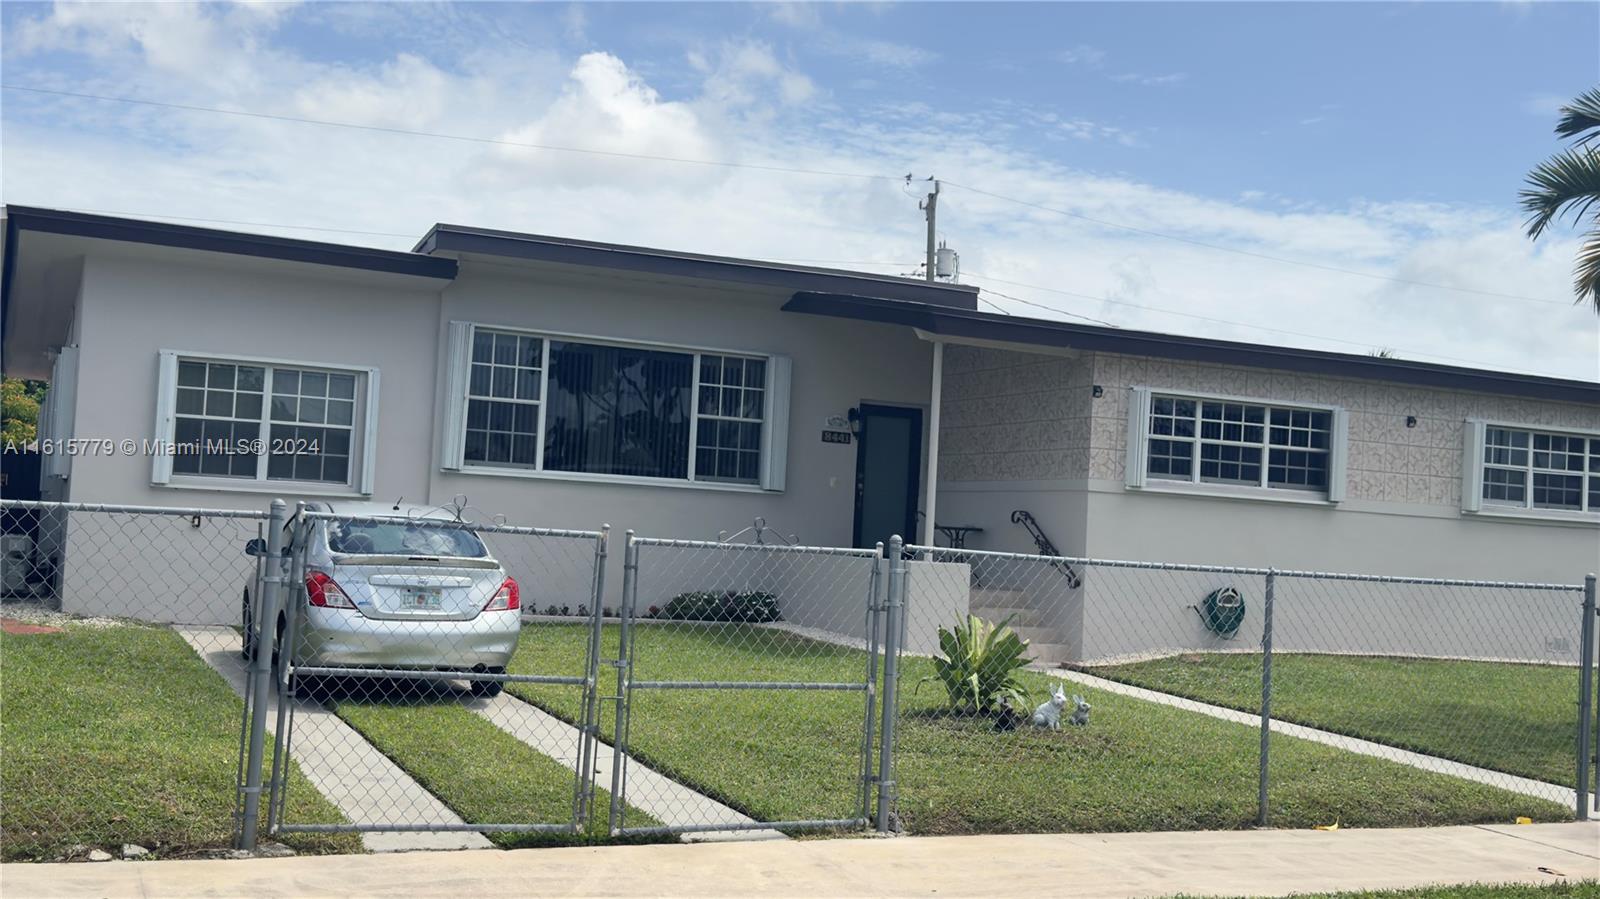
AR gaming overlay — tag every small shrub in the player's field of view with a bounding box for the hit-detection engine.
[659,590,780,623]
[919,614,1031,714]
[543,604,559,616]
[560,605,570,616]
[647,605,660,618]
[603,607,615,618]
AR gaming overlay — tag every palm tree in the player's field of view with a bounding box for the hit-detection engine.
[1521,86,1600,313]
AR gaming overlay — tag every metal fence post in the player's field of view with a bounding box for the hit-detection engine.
[1257,568,1277,828]
[859,542,885,824]
[608,532,637,835]
[575,525,610,828]
[1577,573,1596,820]
[876,535,905,833]
[237,498,287,851]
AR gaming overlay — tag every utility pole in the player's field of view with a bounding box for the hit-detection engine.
[919,178,940,282]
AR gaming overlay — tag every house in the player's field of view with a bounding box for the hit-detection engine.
[4,206,1597,661]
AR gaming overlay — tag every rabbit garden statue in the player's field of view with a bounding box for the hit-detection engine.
[1031,684,1069,730]
[1067,694,1091,726]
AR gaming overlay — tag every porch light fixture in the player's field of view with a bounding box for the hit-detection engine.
[847,407,862,436]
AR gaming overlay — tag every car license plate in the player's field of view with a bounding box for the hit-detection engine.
[405,590,442,611]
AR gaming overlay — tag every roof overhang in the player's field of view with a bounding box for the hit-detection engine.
[417,223,979,309]
[785,292,1600,406]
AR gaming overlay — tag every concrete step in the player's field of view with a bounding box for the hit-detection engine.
[1008,625,1066,647]
[970,605,1052,628]
[1022,642,1074,665]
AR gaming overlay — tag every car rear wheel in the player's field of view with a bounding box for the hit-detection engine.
[469,668,506,698]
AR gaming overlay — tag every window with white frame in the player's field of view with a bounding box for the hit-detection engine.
[1468,422,1600,515]
[443,323,791,489]
[152,353,379,492]
[1126,387,1347,501]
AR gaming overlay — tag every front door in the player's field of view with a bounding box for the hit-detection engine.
[852,404,923,549]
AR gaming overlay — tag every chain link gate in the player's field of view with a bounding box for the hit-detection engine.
[607,534,886,837]
[258,505,610,842]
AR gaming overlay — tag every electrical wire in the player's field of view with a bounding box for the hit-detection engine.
[942,180,1570,307]
[960,269,1580,377]
[5,83,1573,306]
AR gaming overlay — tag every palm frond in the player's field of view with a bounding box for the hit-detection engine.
[1555,85,1600,144]
[1573,230,1600,313]
[1519,146,1600,240]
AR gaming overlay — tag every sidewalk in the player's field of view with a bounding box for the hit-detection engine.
[4,822,1596,898]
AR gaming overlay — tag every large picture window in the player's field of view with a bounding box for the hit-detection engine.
[152,352,377,492]
[1126,387,1346,501]
[1474,424,1600,514]
[447,324,789,489]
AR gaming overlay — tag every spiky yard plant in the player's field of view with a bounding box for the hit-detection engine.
[1521,86,1600,312]
[919,614,1032,715]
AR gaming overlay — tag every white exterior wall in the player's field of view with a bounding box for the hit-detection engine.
[43,248,932,625]
[934,346,1600,665]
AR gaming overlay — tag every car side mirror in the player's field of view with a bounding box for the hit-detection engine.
[244,538,268,558]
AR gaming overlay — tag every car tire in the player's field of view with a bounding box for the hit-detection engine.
[470,668,506,698]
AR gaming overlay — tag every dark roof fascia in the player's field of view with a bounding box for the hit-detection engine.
[3,206,458,282]
[785,292,1600,406]
[418,223,979,308]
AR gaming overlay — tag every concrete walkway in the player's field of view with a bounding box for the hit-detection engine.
[468,692,787,842]
[175,627,491,853]
[7,822,1596,898]
[1045,667,1579,809]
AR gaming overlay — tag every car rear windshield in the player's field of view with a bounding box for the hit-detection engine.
[325,519,488,558]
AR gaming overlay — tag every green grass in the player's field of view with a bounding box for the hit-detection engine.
[0,622,357,861]
[1177,883,1600,899]
[507,623,1571,836]
[1090,653,1598,788]
[330,686,662,848]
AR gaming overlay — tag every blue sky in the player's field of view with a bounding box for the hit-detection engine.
[2,2,1597,378]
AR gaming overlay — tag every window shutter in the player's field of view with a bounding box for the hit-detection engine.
[439,322,472,471]
[151,352,178,485]
[1461,419,1485,513]
[358,369,380,496]
[43,346,80,482]
[1327,407,1349,503]
[760,355,792,492]
[1125,386,1151,489]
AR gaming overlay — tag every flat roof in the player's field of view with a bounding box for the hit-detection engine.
[415,223,980,308]
[785,292,1600,406]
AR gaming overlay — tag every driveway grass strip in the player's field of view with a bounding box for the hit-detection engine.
[508,623,1572,835]
[0,622,356,861]
[1173,882,1600,899]
[330,687,662,847]
[1090,653,1599,788]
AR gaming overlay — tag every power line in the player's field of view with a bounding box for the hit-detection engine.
[6,83,1574,306]
[942,180,1571,307]
[975,284,1116,327]
[0,84,897,183]
[960,269,1579,378]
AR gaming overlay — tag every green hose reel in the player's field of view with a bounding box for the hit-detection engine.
[1195,586,1246,638]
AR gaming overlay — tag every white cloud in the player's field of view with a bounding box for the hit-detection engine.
[2,6,1594,380]
[1056,44,1106,67]
[1110,72,1188,86]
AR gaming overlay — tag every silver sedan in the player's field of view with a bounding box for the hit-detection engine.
[243,502,521,697]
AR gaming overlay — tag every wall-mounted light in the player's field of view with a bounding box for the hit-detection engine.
[1405,416,1417,429]
[847,407,862,436]
[1092,385,1104,398]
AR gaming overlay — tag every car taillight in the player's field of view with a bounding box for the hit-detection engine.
[484,577,520,612]
[306,571,356,609]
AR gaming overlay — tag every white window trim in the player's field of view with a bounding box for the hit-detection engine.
[1462,418,1600,525]
[1124,385,1347,504]
[151,350,380,496]
[441,321,791,492]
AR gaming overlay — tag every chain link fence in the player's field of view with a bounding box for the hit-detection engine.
[898,543,1597,833]
[3,495,1595,860]
[0,499,293,860]
[608,534,883,837]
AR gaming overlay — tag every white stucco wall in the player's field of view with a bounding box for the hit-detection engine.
[40,246,935,624]
[933,346,1600,665]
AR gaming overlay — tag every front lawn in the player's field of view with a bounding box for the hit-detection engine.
[0,622,357,860]
[1185,883,1600,899]
[331,684,661,847]
[507,623,1570,836]
[1090,653,1597,788]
